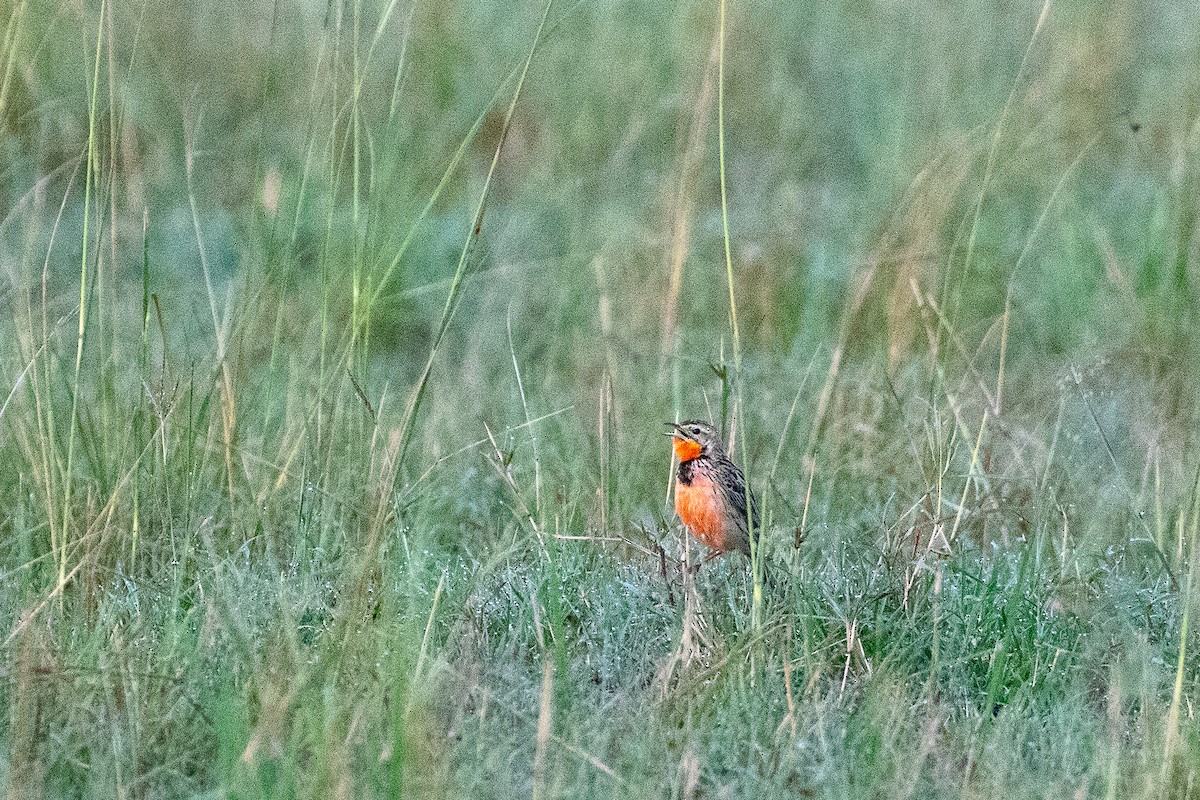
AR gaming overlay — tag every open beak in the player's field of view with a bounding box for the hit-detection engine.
[663,422,681,436]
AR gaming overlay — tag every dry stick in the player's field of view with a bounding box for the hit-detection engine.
[404,406,573,498]
[369,0,589,315]
[971,140,1094,496]
[384,4,416,120]
[59,0,107,596]
[804,215,879,470]
[714,0,765,629]
[716,0,741,381]
[1161,503,1198,784]
[31,175,81,608]
[781,641,798,741]
[184,111,239,506]
[946,409,989,549]
[410,571,446,686]
[596,371,614,536]
[348,3,365,357]
[28,164,85,582]
[508,305,542,520]
[953,0,1051,331]
[771,356,817,549]
[769,356,816,482]
[997,135,1096,414]
[0,3,28,120]
[940,136,1094,509]
[798,465,816,549]
[393,0,555,474]
[532,658,555,800]
[0,319,64,425]
[914,127,1080,497]
[322,20,564,658]
[659,25,720,367]
[6,419,170,647]
[909,282,998,412]
[361,0,409,112]
[790,335,846,564]
[802,342,843,497]
[911,291,997,521]
[482,423,546,554]
[919,0,1052,528]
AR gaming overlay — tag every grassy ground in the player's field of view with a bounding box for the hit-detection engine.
[2,0,1199,797]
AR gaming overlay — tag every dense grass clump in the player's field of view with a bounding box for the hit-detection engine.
[2,0,1199,797]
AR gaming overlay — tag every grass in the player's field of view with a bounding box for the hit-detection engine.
[2,0,1200,797]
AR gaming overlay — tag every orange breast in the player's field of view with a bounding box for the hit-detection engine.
[672,437,702,462]
[674,474,728,551]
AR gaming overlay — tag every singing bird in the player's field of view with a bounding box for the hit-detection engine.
[665,420,759,559]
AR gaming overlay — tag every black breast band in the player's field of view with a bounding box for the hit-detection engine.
[677,459,697,486]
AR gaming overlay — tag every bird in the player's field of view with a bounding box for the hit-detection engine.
[665,419,760,560]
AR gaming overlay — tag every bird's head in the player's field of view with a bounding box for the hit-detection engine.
[664,419,721,462]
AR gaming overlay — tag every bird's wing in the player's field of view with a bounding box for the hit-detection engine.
[719,462,759,533]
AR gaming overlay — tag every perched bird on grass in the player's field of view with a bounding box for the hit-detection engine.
[665,420,759,561]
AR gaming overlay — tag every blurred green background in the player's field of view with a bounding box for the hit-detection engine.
[2,0,1199,797]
